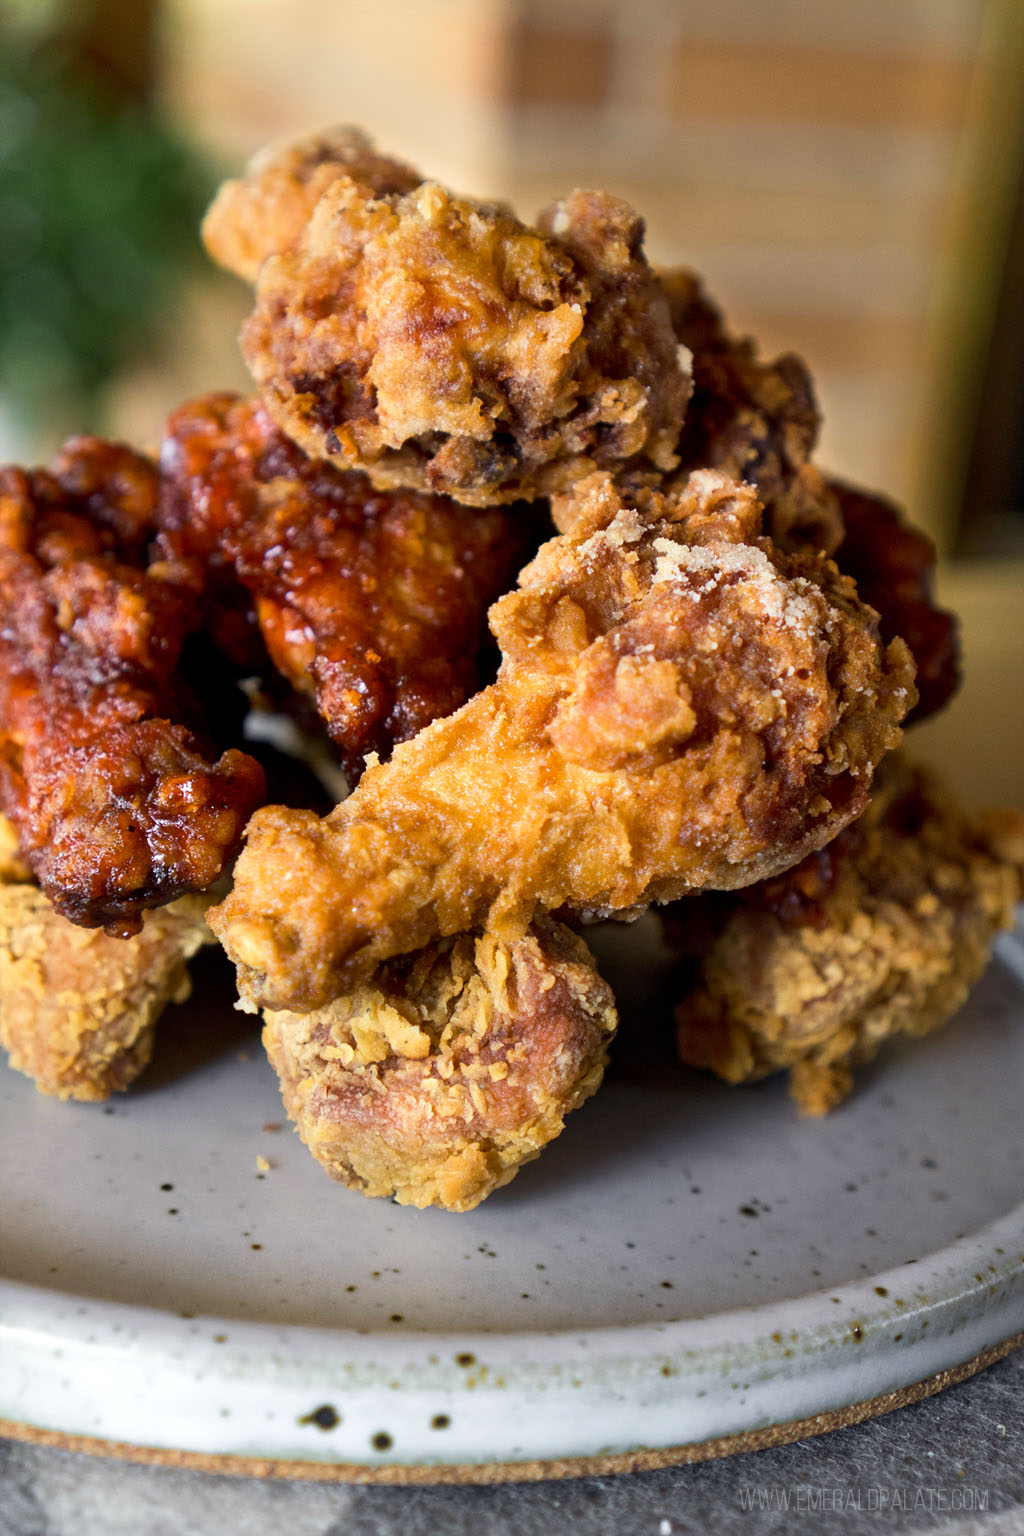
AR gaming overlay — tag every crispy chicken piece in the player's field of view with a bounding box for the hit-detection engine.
[661,268,844,557]
[830,479,960,724]
[157,392,538,782]
[572,271,959,722]
[263,917,617,1212]
[0,439,266,934]
[206,128,689,505]
[202,125,422,282]
[0,815,214,1100]
[210,469,915,1012]
[669,756,1024,1114]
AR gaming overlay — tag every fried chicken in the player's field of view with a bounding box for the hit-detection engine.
[657,270,960,722]
[661,268,844,558]
[830,479,960,724]
[205,128,690,505]
[0,439,266,934]
[0,815,214,1100]
[157,392,538,782]
[263,916,617,1211]
[209,469,915,1013]
[669,755,1024,1115]
[202,125,422,283]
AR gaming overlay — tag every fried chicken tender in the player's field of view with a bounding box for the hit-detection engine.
[669,755,1024,1115]
[158,392,537,782]
[206,128,689,505]
[210,469,915,1012]
[0,816,214,1100]
[263,917,617,1212]
[0,439,266,934]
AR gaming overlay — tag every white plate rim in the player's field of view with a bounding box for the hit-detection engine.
[1,1201,1022,1470]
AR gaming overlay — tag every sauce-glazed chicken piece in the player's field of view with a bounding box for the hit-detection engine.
[0,439,265,934]
[157,392,539,782]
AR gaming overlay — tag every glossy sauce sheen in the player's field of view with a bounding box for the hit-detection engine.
[0,441,265,934]
[157,392,539,782]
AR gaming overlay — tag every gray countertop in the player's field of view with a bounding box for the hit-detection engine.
[2,1343,1023,1536]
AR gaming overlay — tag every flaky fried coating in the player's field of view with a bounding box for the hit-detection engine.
[661,268,843,557]
[579,270,959,722]
[0,440,266,934]
[210,469,915,1012]
[670,755,1024,1114]
[0,818,214,1100]
[202,126,421,283]
[263,917,617,1212]
[207,128,689,505]
[830,479,960,724]
[158,392,538,782]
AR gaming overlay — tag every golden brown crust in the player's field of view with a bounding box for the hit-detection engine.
[660,267,843,557]
[656,269,960,723]
[210,469,915,1012]
[0,873,214,1101]
[214,129,689,505]
[202,126,421,283]
[262,917,617,1212]
[670,755,1024,1114]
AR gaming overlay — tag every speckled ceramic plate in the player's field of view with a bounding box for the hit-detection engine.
[1,913,1022,1479]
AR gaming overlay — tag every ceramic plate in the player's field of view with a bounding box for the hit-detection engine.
[1,912,1022,1477]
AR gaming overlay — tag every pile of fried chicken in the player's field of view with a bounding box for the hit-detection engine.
[1,127,1021,1211]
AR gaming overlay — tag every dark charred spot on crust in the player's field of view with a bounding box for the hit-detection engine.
[425,434,521,495]
[291,367,377,431]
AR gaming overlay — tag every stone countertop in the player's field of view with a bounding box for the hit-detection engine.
[1,1343,1022,1535]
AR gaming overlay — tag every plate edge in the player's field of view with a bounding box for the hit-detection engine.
[1,1330,1020,1485]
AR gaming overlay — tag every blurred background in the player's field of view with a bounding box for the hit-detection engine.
[2,0,1024,562]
